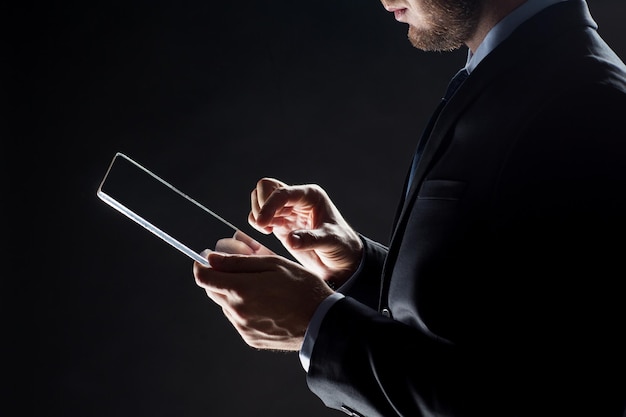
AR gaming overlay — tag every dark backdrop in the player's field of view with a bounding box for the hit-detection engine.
[6,1,626,416]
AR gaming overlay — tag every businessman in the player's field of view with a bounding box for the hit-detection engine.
[194,0,626,415]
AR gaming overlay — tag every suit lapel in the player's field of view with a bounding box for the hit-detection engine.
[392,75,481,239]
[377,81,481,310]
[377,44,517,309]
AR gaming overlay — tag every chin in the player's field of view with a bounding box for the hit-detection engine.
[408,25,465,52]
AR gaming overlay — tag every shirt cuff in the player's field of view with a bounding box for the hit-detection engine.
[299,292,344,372]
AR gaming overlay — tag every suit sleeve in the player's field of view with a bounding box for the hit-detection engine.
[336,236,388,310]
[305,237,468,417]
[304,83,626,417]
[306,296,470,417]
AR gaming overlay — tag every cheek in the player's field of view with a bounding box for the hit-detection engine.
[407,0,433,27]
[405,10,436,42]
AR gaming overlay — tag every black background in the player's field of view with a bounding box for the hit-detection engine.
[6,1,626,416]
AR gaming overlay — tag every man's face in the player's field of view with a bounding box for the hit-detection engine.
[380,0,481,51]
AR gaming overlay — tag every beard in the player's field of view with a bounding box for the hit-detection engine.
[408,0,481,51]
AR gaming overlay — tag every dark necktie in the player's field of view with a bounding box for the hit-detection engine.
[443,68,470,101]
[406,68,469,195]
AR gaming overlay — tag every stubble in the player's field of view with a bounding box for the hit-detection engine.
[408,0,481,51]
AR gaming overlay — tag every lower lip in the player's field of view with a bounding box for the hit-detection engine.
[394,9,407,20]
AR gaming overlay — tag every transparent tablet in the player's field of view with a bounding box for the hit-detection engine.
[97,153,288,266]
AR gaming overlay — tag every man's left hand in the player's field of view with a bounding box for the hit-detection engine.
[193,252,334,351]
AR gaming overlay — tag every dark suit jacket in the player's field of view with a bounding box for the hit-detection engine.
[306,1,626,416]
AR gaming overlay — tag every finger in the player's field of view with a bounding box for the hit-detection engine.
[250,188,262,222]
[207,252,280,273]
[233,230,261,250]
[232,230,275,255]
[215,237,256,255]
[194,255,283,296]
[250,188,275,234]
[248,209,274,234]
[193,261,230,294]
[256,186,313,227]
[194,262,248,295]
[251,178,285,221]
[256,177,287,206]
[203,287,229,306]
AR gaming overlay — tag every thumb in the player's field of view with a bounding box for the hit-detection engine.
[288,229,336,251]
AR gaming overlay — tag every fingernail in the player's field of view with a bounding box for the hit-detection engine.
[290,233,302,248]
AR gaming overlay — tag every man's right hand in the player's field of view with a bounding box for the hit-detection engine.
[248,177,363,287]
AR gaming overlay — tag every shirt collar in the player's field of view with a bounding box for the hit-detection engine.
[466,0,569,73]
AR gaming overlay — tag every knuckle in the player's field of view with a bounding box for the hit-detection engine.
[309,183,327,197]
[257,178,270,188]
[243,335,263,349]
[229,304,251,326]
[227,286,245,302]
[272,186,289,199]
